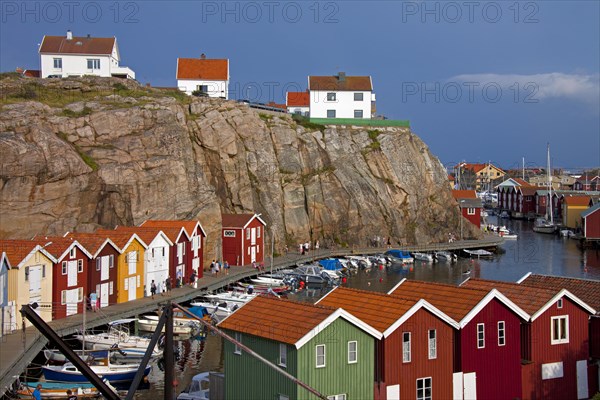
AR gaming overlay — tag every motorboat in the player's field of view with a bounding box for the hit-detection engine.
[138,306,212,334]
[346,256,372,269]
[203,289,258,306]
[43,349,106,365]
[189,300,238,322]
[412,252,434,262]
[177,372,223,400]
[285,264,330,284]
[560,229,574,238]
[499,211,510,219]
[533,218,557,234]
[319,258,347,279]
[385,250,414,263]
[434,251,457,262]
[250,276,286,286]
[42,360,151,384]
[16,381,102,399]
[74,319,162,357]
[237,282,290,294]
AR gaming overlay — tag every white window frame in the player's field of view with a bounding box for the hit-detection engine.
[279,343,287,367]
[246,229,250,240]
[109,281,114,295]
[96,258,101,271]
[416,377,432,400]
[402,332,411,363]
[326,92,336,101]
[62,261,67,275]
[327,395,347,400]
[498,321,506,346]
[348,341,357,364]
[234,332,242,355]
[69,247,76,258]
[61,290,66,305]
[557,298,563,309]
[354,92,363,101]
[279,395,290,400]
[354,109,363,118]
[316,344,326,368]
[109,254,114,268]
[551,315,569,345]
[428,329,437,359]
[87,58,100,70]
[53,58,62,69]
[477,323,485,349]
[467,207,476,215]
[327,109,336,118]
[77,259,83,273]
[257,227,261,238]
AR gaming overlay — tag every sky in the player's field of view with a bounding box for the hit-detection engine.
[1,1,599,171]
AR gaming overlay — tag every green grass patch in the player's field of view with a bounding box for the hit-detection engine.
[61,106,92,118]
[292,114,325,132]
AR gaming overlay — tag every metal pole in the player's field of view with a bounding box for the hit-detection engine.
[173,302,328,400]
[164,302,174,400]
[20,305,120,400]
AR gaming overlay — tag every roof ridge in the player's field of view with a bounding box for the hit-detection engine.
[256,294,337,312]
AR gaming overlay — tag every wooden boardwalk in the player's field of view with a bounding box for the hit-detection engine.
[0,237,502,395]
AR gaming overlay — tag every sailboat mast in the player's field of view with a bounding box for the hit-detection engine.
[547,144,553,224]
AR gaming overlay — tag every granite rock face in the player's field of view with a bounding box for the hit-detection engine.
[0,77,479,263]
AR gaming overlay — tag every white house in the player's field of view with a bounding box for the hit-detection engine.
[39,30,135,79]
[308,72,375,119]
[286,91,310,116]
[176,54,229,99]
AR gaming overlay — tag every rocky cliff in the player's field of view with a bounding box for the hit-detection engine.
[0,76,478,260]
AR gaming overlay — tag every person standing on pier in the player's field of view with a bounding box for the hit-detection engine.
[189,271,197,288]
[165,276,172,295]
[224,260,230,275]
[89,292,98,312]
[32,384,42,400]
[150,280,157,299]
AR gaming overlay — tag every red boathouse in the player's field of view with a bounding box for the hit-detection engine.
[221,213,266,266]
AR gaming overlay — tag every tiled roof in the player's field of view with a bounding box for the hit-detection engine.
[388,280,490,321]
[39,35,115,54]
[462,278,558,315]
[0,240,41,267]
[317,287,419,332]
[582,202,600,218]
[111,226,173,246]
[452,190,477,199]
[563,196,591,206]
[514,178,533,186]
[266,102,287,110]
[23,70,40,78]
[448,175,455,181]
[309,75,372,92]
[519,274,600,313]
[286,91,310,107]
[519,187,543,196]
[64,232,118,256]
[140,220,205,239]
[31,235,86,260]
[94,229,147,250]
[176,58,228,80]
[218,296,337,345]
[222,213,257,228]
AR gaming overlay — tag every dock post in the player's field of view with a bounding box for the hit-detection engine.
[164,302,174,400]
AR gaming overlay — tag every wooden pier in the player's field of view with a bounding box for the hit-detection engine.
[0,237,503,396]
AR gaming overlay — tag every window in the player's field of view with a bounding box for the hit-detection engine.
[327,395,347,400]
[42,265,45,278]
[62,261,67,275]
[109,281,114,295]
[96,258,101,271]
[477,323,485,348]
[128,251,137,275]
[53,58,62,69]
[234,332,242,354]
[402,332,411,362]
[428,330,437,359]
[246,229,250,240]
[61,290,66,305]
[24,266,29,281]
[69,247,76,258]
[354,110,363,118]
[354,92,363,101]
[326,92,336,101]
[467,207,476,215]
[196,85,209,93]
[557,298,563,309]
[78,259,83,273]
[279,396,290,400]
[327,109,336,118]
[316,344,326,368]
[498,321,506,346]
[87,59,100,69]
[279,343,287,367]
[257,227,261,238]
[416,377,432,400]
[551,316,569,344]
[348,341,357,364]
[109,254,114,268]
[78,287,83,302]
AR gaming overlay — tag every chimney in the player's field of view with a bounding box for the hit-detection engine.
[200,53,206,60]
[66,30,73,40]
[87,34,91,38]
[338,72,346,82]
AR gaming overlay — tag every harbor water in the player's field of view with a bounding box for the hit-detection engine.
[130,216,600,397]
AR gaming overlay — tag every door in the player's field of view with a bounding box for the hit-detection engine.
[576,360,589,399]
[250,246,256,263]
[251,228,256,245]
[464,372,477,400]
[66,288,78,316]
[100,283,109,308]
[100,256,109,281]
[67,260,77,287]
[128,276,137,301]
[386,384,400,400]
[29,265,43,316]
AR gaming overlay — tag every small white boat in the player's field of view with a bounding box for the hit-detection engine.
[75,319,162,357]
[42,361,151,384]
[501,232,518,240]
[434,251,457,262]
[560,229,574,237]
[203,289,258,305]
[189,300,238,321]
[138,307,211,334]
[250,276,285,286]
[463,249,494,258]
[499,211,510,219]
[413,253,434,262]
[177,372,215,400]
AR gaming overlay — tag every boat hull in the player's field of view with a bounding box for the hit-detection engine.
[533,225,557,234]
[42,365,151,383]
[17,382,100,399]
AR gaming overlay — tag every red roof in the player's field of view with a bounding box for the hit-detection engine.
[0,240,42,267]
[222,213,264,228]
[93,229,147,250]
[64,232,118,256]
[266,102,287,110]
[31,235,88,260]
[140,220,205,239]
[519,187,543,196]
[176,58,228,80]
[448,175,455,181]
[519,274,600,313]
[563,196,591,206]
[286,91,310,107]
[218,296,337,344]
[514,178,533,187]
[309,75,372,91]
[23,70,40,78]
[39,35,115,55]
[452,190,477,199]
